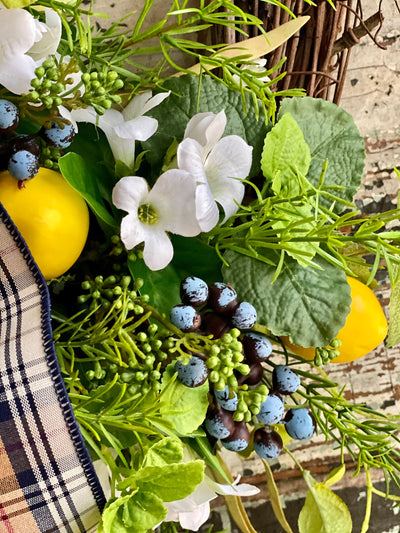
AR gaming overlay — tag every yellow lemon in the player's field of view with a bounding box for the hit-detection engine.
[0,168,89,280]
[282,276,388,363]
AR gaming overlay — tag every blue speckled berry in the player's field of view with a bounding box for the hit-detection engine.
[242,332,272,363]
[41,119,75,149]
[284,408,316,440]
[0,99,19,133]
[272,365,300,395]
[204,406,234,439]
[254,428,283,459]
[175,356,208,387]
[215,386,238,411]
[170,304,201,332]
[180,276,209,307]
[208,282,238,314]
[231,301,257,330]
[8,150,39,181]
[257,392,285,425]
[221,422,250,452]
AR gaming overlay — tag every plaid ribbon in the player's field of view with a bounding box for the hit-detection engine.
[0,204,105,532]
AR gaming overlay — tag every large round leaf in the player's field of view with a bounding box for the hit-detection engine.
[222,251,351,347]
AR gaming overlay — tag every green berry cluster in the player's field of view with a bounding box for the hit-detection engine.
[29,59,69,108]
[41,144,62,170]
[78,274,147,311]
[233,384,268,422]
[81,70,123,115]
[206,329,250,391]
[314,338,342,366]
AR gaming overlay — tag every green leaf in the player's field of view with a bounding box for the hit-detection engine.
[134,460,205,502]
[128,258,181,315]
[143,436,184,467]
[325,465,346,488]
[278,97,365,210]
[271,202,319,267]
[59,152,117,228]
[386,264,400,347]
[261,113,311,198]
[160,363,209,435]
[122,491,167,532]
[171,235,223,283]
[101,493,137,533]
[143,74,270,178]
[298,483,352,533]
[222,251,351,347]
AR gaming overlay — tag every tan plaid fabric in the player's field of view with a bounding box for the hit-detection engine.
[0,204,105,532]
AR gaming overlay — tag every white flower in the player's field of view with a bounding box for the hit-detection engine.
[233,58,271,86]
[71,91,169,169]
[112,170,200,270]
[177,110,253,232]
[0,8,61,95]
[164,474,260,531]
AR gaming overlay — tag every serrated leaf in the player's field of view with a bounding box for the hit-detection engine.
[278,97,365,210]
[222,251,351,347]
[160,364,209,435]
[143,75,270,178]
[143,436,183,467]
[261,113,311,198]
[386,264,400,347]
[121,491,167,532]
[262,459,294,533]
[298,483,352,533]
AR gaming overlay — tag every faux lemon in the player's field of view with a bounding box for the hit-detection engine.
[0,168,89,280]
[282,276,388,364]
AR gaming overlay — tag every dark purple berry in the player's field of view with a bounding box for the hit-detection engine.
[10,135,40,157]
[8,150,39,181]
[242,333,272,364]
[204,404,235,439]
[272,365,300,395]
[201,312,230,339]
[170,304,201,332]
[284,408,316,440]
[231,301,257,330]
[208,282,238,315]
[238,362,263,386]
[41,119,75,149]
[221,421,250,452]
[175,356,208,387]
[257,392,285,425]
[214,386,238,411]
[180,276,209,307]
[254,428,283,459]
[0,99,19,133]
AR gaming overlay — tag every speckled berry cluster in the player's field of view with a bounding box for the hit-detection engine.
[0,98,75,183]
[170,276,316,462]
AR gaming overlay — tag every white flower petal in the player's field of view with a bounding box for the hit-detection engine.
[184,111,226,156]
[0,54,36,95]
[107,135,136,169]
[179,501,211,531]
[112,176,149,213]
[177,138,208,184]
[29,8,61,61]
[122,91,153,120]
[120,213,146,250]
[114,115,158,142]
[206,136,253,181]
[208,478,260,497]
[212,178,244,223]
[0,9,36,56]
[97,108,124,131]
[195,182,220,232]
[142,228,173,271]
[70,105,98,126]
[149,169,200,237]
[140,90,170,116]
